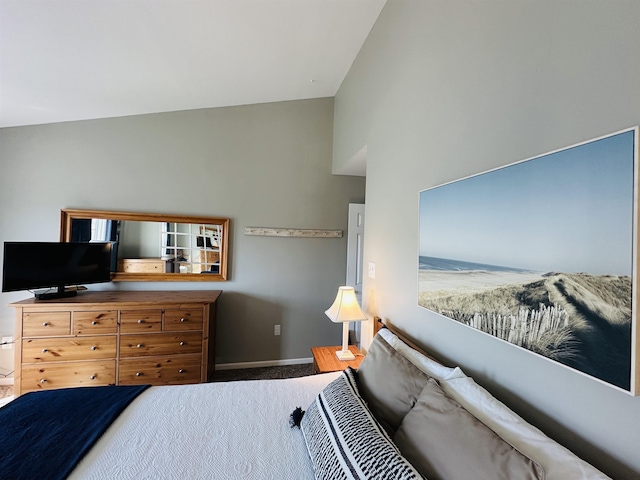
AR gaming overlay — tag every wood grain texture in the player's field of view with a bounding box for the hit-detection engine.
[120,309,163,333]
[22,336,117,362]
[11,290,221,395]
[11,290,222,307]
[118,355,201,385]
[164,309,204,331]
[21,361,116,393]
[23,312,71,336]
[311,345,364,373]
[73,310,118,335]
[244,227,342,238]
[119,332,203,357]
[118,258,166,273]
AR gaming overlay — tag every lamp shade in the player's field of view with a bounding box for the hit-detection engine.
[325,286,367,323]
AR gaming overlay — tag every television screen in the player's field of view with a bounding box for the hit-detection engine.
[2,242,112,296]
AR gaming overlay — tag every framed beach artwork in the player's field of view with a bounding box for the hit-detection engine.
[418,127,639,394]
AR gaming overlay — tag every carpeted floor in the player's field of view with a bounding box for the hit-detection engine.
[210,363,314,382]
[0,385,13,399]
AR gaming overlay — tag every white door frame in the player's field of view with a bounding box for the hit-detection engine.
[346,203,365,344]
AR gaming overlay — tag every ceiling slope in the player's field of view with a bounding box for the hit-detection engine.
[0,0,386,127]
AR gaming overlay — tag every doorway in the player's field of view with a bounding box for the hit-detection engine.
[346,203,365,344]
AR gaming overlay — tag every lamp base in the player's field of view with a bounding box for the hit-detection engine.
[335,349,355,361]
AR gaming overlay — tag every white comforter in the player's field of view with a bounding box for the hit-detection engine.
[70,372,341,479]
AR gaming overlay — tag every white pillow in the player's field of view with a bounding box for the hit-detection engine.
[378,328,465,381]
[440,376,611,480]
[377,328,609,479]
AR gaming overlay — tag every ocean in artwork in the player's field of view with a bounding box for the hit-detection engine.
[419,256,532,273]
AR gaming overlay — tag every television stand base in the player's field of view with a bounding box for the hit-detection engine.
[35,289,79,300]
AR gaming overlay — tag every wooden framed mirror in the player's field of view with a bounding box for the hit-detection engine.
[60,209,229,282]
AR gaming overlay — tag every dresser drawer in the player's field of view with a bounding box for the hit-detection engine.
[119,332,203,357]
[11,290,220,393]
[21,360,116,392]
[118,355,201,385]
[118,258,166,273]
[22,336,117,363]
[164,308,204,331]
[73,310,118,335]
[120,309,162,333]
[23,312,71,337]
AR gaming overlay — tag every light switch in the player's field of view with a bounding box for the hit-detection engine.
[368,262,376,279]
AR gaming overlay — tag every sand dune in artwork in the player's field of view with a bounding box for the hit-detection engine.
[418,270,632,390]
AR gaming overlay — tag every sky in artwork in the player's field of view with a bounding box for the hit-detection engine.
[419,129,636,275]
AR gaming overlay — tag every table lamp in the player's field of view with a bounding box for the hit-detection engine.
[325,286,368,361]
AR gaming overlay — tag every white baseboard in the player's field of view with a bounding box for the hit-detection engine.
[216,357,313,371]
[0,377,14,386]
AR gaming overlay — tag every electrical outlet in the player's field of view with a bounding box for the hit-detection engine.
[274,325,281,336]
[368,262,376,279]
[1,336,12,350]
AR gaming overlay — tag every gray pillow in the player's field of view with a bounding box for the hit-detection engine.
[394,378,545,480]
[357,334,430,435]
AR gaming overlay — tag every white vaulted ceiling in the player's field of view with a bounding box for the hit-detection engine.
[0,0,386,127]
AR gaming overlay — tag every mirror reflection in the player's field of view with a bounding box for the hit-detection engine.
[61,209,229,281]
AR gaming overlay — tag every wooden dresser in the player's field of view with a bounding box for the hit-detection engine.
[10,290,221,395]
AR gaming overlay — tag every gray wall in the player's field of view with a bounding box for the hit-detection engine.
[334,1,640,478]
[118,221,161,258]
[0,97,365,373]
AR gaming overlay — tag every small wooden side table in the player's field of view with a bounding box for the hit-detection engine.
[311,345,364,374]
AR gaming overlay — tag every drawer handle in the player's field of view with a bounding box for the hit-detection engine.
[137,319,145,324]
[90,375,96,380]
[42,322,49,327]
[178,369,185,374]
[40,378,47,384]
[136,344,144,348]
[180,318,187,322]
[41,348,48,353]
[92,321,98,325]
[135,372,143,377]
[179,341,185,346]
[90,346,97,351]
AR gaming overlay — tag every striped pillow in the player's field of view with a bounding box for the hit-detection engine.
[301,368,423,480]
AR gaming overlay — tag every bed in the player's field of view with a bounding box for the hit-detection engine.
[1,324,611,479]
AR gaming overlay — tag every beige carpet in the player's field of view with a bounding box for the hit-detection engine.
[0,385,13,398]
[210,363,313,382]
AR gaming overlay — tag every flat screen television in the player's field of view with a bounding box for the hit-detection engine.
[2,242,113,300]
